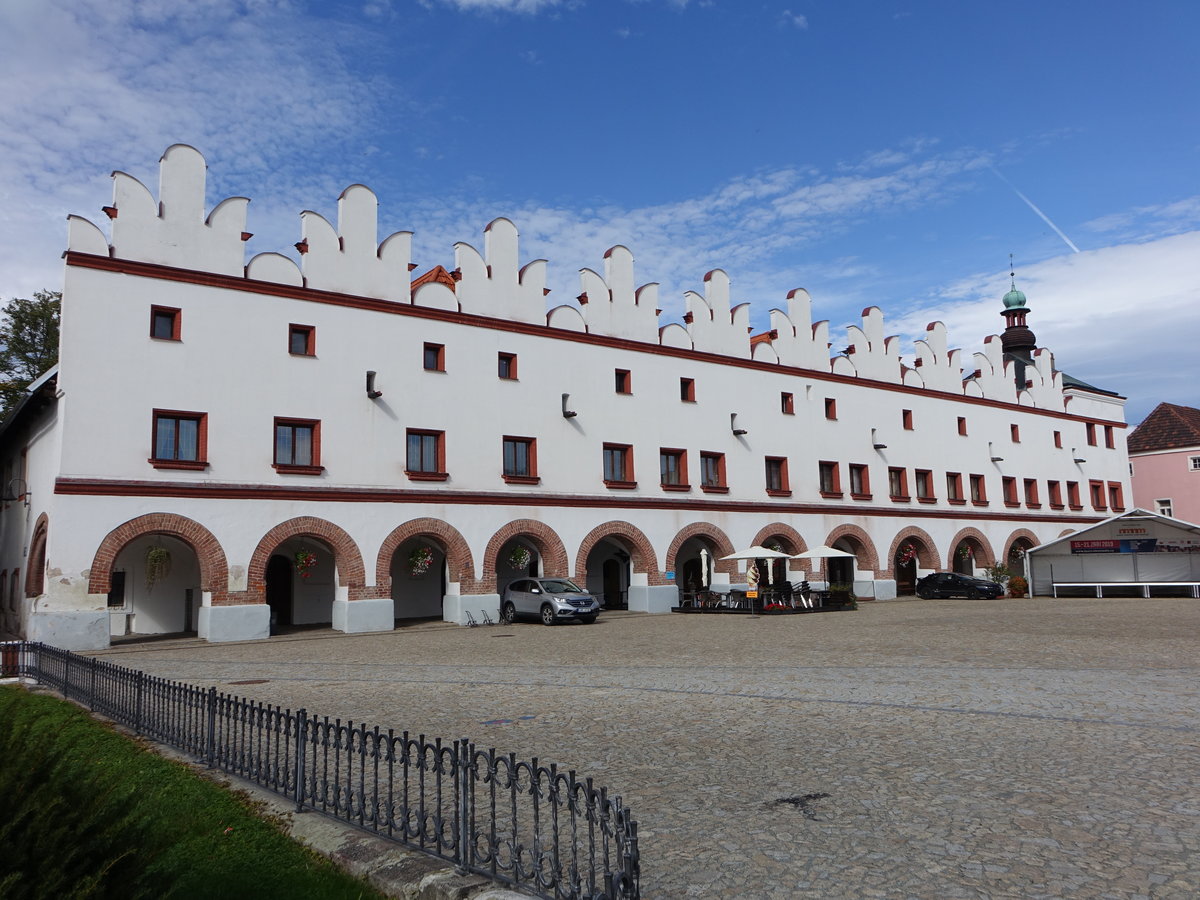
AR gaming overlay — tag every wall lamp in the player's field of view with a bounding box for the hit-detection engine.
[1072,449,1087,464]
[871,428,887,450]
[731,413,748,436]
[561,393,577,418]
[365,370,383,399]
[988,441,1004,463]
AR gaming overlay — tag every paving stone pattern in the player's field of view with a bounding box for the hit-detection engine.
[95,597,1200,899]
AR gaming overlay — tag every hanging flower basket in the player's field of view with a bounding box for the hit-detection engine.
[408,545,434,577]
[295,549,318,580]
[145,545,172,592]
[507,545,532,571]
[897,544,917,566]
[957,545,974,560]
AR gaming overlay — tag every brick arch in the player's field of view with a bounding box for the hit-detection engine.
[248,517,365,602]
[574,521,663,586]
[664,522,737,577]
[1002,528,1040,564]
[376,518,476,595]
[751,523,808,554]
[946,526,996,569]
[884,526,939,577]
[25,513,49,598]
[482,519,570,592]
[823,524,880,573]
[1058,528,1077,538]
[88,513,230,604]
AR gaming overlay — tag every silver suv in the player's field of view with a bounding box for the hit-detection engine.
[501,578,601,625]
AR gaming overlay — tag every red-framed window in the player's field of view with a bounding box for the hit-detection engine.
[1089,480,1106,510]
[780,392,794,415]
[818,460,841,497]
[1048,480,1063,508]
[946,472,964,504]
[423,343,445,372]
[1104,425,1115,449]
[915,469,935,502]
[957,417,967,436]
[824,398,837,420]
[1002,476,1019,507]
[1023,478,1040,508]
[1010,424,1020,443]
[289,324,315,356]
[680,378,695,402]
[902,409,913,430]
[151,409,208,470]
[150,306,181,341]
[969,473,987,505]
[765,456,790,496]
[1086,422,1097,446]
[700,452,727,493]
[274,418,322,474]
[849,463,871,499]
[1053,430,1063,449]
[498,352,518,380]
[660,448,689,491]
[1107,481,1124,511]
[502,436,537,484]
[603,443,636,487]
[406,429,447,481]
[888,467,909,501]
[1067,481,1082,509]
[615,369,631,394]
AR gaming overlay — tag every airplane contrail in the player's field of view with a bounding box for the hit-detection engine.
[988,165,1081,254]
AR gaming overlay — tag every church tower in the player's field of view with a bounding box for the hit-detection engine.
[1000,259,1036,389]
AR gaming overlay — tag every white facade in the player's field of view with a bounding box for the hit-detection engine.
[0,146,1132,649]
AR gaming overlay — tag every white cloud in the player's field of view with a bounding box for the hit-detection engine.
[435,0,563,12]
[780,10,808,29]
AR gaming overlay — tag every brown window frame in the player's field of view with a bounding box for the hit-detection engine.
[780,392,794,415]
[423,342,445,372]
[849,463,871,500]
[818,460,842,498]
[498,352,518,380]
[1067,481,1082,510]
[1010,423,1020,443]
[603,442,636,488]
[680,378,696,402]
[406,428,447,481]
[765,456,791,496]
[660,448,689,491]
[1089,479,1107,511]
[150,306,182,341]
[150,409,208,470]
[700,451,728,493]
[915,469,935,503]
[1086,422,1097,446]
[946,472,965,504]
[502,435,538,484]
[824,398,837,420]
[969,473,988,505]
[1002,476,1019,507]
[289,324,315,356]
[902,409,913,430]
[1048,480,1064,509]
[1053,430,1063,449]
[1023,478,1041,508]
[1107,481,1124,511]
[888,466,909,501]
[1104,425,1115,449]
[614,369,632,394]
[957,417,967,436]
[273,417,323,475]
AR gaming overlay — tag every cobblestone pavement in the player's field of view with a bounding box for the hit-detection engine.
[94,597,1200,899]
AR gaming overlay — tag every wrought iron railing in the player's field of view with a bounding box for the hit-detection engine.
[0,642,639,899]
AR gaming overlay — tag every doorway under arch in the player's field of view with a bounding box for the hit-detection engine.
[390,538,448,620]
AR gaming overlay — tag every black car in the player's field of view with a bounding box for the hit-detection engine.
[915,572,1004,600]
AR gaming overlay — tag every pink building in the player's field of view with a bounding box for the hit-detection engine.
[1129,403,1200,525]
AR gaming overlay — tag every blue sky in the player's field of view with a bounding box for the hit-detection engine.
[1,0,1197,424]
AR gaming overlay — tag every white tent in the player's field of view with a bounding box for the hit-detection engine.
[1026,508,1200,597]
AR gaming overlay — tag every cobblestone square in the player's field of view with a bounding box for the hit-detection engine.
[96,597,1200,899]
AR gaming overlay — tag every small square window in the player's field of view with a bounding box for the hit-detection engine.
[957,417,967,436]
[660,448,689,490]
[849,463,870,499]
[1010,424,1020,443]
[289,324,315,356]
[888,467,909,501]
[151,409,207,470]
[423,343,445,372]
[502,436,537,483]
[781,392,794,415]
[915,469,934,502]
[765,457,790,495]
[700,452,727,493]
[274,418,322,474]
[615,369,631,394]
[603,443,635,487]
[680,378,695,402]
[824,398,837,420]
[150,306,181,341]
[1191,456,1200,472]
[818,460,841,497]
[407,429,447,480]
[498,353,518,380]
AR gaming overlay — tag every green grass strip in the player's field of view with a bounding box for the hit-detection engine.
[0,685,387,900]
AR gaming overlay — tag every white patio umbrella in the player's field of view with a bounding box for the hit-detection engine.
[721,546,793,585]
[790,545,855,587]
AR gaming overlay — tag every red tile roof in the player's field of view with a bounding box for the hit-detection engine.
[1128,402,1200,452]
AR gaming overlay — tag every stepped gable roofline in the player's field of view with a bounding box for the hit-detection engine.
[1128,402,1200,452]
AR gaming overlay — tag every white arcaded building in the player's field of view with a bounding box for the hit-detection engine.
[0,146,1131,650]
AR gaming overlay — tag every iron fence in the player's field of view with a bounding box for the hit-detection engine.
[1,641,639,899]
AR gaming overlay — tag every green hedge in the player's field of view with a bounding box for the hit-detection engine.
[0,686,384,900]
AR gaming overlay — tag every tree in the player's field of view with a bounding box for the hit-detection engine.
[0,290,61,419]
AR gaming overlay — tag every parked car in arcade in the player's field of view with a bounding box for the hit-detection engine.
[501,578,602,625]
[915,572,1005,600]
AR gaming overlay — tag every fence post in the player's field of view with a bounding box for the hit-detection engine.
[205,686,218,768]
[134,670,145,734]
[294,708,308,812]
[89,657,98,711]
[454,737,472,874]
